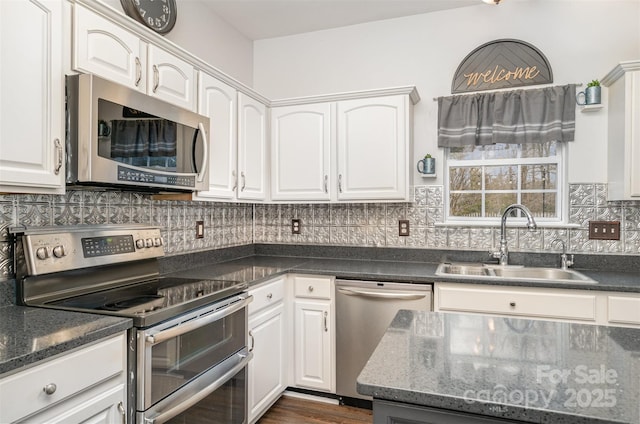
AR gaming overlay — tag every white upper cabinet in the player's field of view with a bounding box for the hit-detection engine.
[147,45,197,111]
[74,4,146,91]
[269,89,417,203]
[195,73,238,200]
[0,0,65,194]
[73,4,196,111]
[238,93,268,201]
[271,103,332,201]
[602,60,640,201]
[336,95,410,201]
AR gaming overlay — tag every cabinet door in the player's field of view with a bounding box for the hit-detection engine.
[336,95,409,201]
[248,303,286,423]
[294,299,333,392]
[147,45,197,111]
[0,0,64,194]
[195,73,238,200]
[27,384,126,424]
[238,93,267,201]
[74,4,145,91]
[271,103,331,201]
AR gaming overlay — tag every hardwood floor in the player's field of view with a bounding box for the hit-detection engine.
[258,395,373,424]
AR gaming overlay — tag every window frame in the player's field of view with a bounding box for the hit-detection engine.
[444,142,567,225]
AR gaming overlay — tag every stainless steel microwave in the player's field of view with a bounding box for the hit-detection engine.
[66,74,209,192]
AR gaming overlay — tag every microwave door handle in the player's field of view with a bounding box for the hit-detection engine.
[195,122,208,183]
[145,294,251,345]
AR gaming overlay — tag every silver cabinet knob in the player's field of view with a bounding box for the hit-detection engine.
[266,293,273,299]
[154,237,162,247]
[145,238,153,248]
[509,302,516,308]
[308,285,314,292]
[136,239,145,249]
[43,383,57,395]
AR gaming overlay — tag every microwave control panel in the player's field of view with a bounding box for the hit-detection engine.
[118,166,196,188]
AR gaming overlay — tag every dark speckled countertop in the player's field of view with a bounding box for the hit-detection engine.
[358,310,640,424]
[0,306,131,376]
[1,248,639,380]
[172,254,640,293]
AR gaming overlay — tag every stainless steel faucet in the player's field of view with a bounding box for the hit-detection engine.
[551,238,574,270]
[491,204,538,266]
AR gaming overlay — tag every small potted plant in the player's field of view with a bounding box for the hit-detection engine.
[577,79,601,105]
[417,154,435,174]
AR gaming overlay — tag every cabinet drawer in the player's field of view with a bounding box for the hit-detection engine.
[294,276,332,300]
[249,277,285,315]
[437,285,597,322]
[608,296,640,325]
[0,333,125,423]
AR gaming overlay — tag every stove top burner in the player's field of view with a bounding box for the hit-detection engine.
[102,294,165,314]
[45,276,248,327]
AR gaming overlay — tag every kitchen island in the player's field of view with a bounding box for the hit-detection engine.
[357,310,640,424]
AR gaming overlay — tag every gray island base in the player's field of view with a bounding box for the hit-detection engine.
[357,310,640,424]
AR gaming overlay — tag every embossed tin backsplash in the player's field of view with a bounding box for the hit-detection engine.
[1,183,638,282]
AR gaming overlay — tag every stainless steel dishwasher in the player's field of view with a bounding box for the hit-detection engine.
[336,279,433,404]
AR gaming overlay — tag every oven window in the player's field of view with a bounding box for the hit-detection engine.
[97,99,202,174]
[164,367,246,424]
[149,307,246,406]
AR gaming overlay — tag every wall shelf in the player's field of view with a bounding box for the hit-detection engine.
[420,173,437,178]
[580,104,604,113]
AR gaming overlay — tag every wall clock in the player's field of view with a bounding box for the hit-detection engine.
[120,0,177,34]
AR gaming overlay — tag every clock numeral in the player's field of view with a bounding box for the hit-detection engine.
[155,18,161,27]
[147,16,154,26]
[163,5,169,13]
[139,8,146,18]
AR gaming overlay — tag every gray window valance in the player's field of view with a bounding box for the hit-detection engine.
[437,84,576,147]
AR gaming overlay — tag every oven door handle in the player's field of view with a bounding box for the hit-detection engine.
[144,350,253,424]
[145,294,252,345]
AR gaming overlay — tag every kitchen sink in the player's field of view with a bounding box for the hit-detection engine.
[435,263,596,283]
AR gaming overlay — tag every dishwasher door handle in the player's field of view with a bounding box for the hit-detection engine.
[336,287,428,301]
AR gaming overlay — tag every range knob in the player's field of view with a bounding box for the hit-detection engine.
[52,245,66,258]
[36,247,48,260]
[153,237,162,247]
[136,239,145,249]
[145,238,153,248]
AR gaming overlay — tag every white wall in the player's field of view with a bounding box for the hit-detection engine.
[253,0,640,184]
[99,0,253,85]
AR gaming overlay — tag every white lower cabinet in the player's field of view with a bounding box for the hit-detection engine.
[248,277,286,424]
[0,333,127,424]
[435,282,640,327]
[292,275,335,393]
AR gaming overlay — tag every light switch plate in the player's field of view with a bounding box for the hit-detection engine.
[195,221,204,239]
[588,221,620,240]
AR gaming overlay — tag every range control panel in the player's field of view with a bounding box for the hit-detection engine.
[14,225,164,276]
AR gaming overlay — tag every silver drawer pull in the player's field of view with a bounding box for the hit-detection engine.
[308,285,314,292]
[267,293,273,299]
[509,302,516,308]
[43,383,57,395]
[324,311,328,332]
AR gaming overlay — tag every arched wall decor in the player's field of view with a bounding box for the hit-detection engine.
[451,39,553,94]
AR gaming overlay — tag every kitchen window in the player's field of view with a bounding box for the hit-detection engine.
[445,140,564,223]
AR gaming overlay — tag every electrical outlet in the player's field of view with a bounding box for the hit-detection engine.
[398,219,410,236]
[195,221,204,239]
[291,219,301,235]
[588,221,620,240]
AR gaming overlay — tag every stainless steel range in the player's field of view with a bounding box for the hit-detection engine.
[11,224,252,424]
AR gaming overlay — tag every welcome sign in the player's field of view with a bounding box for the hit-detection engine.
[451,39,553,93]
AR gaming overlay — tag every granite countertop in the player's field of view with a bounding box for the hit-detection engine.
[357,310,640,424]
[174,254,640,293]
[1,251,638,379]
[0,306,131,376]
